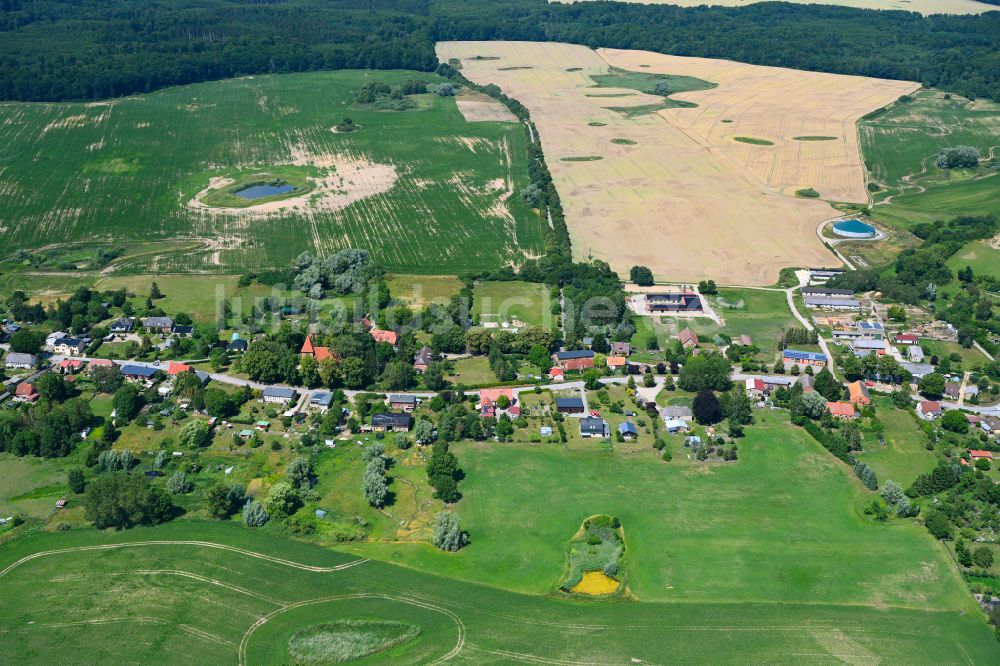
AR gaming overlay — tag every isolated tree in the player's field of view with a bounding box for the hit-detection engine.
[940,410,968,433]
[956,538,974,567]
[629,265,654,286]
[68,468,86,494]
[973,546,994,569]
[436,83,456,97]
[495,415,514,442]
[149,281,163,299]
[692,390,722,425]
[881,479,904,505]
[936,145,980,169]
[111,384,143,422]
[918,373,946,400]
[799,391,828,419]
[265,481,299,515]
[414,417,436,444]
[432,511,466,551]
[166,470,192,495]
[697,280,718,295]
[286,457,313,491]
[178,419,212,448]
[153,450,168,471]
[363,456,388,508]
[242,499,269,527]
[653,80,671,96]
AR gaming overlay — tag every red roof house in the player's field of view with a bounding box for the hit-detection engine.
[167,361,192,375]
[826,401,856,419]
[59,359,85,373]
[678,328,699,348]
[370,329,399,345]
[917,401,942,420]
[300,334,337,363]
[87,358,115,371]
[14,382,40,403]
[894,333,918,345]
[969,449,994,461]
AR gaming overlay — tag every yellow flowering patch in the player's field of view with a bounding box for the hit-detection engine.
[570,571,620,596]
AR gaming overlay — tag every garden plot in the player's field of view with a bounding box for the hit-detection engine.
[599,48,919,203]
[437,41,839,286]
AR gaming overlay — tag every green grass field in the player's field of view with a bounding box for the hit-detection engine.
[856,398,937,489]
[0,70,542,274]
[860,90,1000,229]
[472,280,554,329]
[2,520,997,665]
[947,240,1000,282]
[715,288,798,358]
[346,412,972,612]
[0,455,68,520]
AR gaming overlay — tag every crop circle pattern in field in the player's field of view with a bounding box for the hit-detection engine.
[241,595,465,665]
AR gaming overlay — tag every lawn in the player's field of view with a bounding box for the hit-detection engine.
[855,397,937,488]
[0,70,543,274]
[472,280,554,329]
[714,288,798,359]
[0,455,68,520]
[384,274,463,310]
[946,240,1000,282]
[347,411,973,613]
[1,520,997,664]
[446,356,495,385]
[95,274,272,323]
[920,338,990,369]
[860,90,1000,229]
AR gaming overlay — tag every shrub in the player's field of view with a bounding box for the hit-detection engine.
[166,470,193,495]
[432,511,465,551]
[242,499,269,527]
[936,145,981,169]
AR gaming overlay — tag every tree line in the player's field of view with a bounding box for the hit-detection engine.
[3,1,1000,102]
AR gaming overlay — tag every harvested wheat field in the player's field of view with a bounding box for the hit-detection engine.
[438,41,848,285]
[551,0,997,16]
[599,48,920,203]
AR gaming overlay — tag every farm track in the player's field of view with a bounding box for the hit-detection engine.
[0,540,369,579]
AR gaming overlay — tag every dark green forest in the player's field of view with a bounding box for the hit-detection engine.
[1,0,1000,102]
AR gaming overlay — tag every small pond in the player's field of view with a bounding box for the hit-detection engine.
[234,182,295,200]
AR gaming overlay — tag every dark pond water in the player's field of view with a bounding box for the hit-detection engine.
[234,183,295,200]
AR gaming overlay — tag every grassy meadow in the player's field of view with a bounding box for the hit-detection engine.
[472,280,554,329]
[0,70,542,274]
[2,520,998,665]
[346,411,973,611]
[860,90,1000,228]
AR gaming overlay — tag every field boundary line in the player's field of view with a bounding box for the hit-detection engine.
[237,592,465,666]
[0,540,368,579]
[467,644,614,665]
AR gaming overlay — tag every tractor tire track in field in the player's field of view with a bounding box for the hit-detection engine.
[36,616,236,648]
[237,593,466,666]
[0,540,369,579]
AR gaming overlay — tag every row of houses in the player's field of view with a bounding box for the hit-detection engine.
[108,317,193,337]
